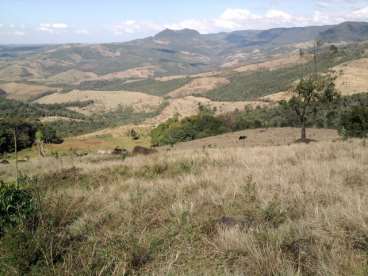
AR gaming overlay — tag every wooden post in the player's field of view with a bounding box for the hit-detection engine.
[13,127,19,187]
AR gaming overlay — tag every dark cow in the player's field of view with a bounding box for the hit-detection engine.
[0,159,9,165]
[132,146,158,156]
[239,136,247,140]
[112,147,129,157]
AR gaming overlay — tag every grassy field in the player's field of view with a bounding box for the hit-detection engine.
[1,130,367,275]
[163,128,340,150]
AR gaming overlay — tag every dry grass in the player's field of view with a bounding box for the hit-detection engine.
[163,128,340,151]
[333,58,368,95]
[1,137,367,275]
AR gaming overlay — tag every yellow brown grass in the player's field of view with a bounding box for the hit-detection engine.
[1,139,367,275]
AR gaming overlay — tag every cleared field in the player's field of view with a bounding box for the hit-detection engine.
[168,77,230,98]
[233,53,310,72]
[39,116,84,123]
[334,58,368,95]
[0,82,58,101]
[44,69,98,85]
[36,89,163,114]
[163,127,340,150]
[259,90,293,102]
[1,138,367,275]
[100,66,157,80]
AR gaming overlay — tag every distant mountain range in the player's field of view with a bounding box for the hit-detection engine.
[1,21,368,82]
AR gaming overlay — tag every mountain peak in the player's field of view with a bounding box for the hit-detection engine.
[154,28,200,40]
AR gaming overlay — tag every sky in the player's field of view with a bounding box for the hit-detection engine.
[1,0,368,44]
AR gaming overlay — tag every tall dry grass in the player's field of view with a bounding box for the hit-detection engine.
[1,139,367,275]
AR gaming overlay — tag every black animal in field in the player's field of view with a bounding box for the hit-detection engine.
[132,146,157,156]
[239,136,247,141]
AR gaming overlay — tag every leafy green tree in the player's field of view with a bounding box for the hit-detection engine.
[289,75,339,142]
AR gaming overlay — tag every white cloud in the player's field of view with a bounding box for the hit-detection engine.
[39,23,68,33]
[13,31,25,36]
[266,10,293,21]
[214,8,260,29]
[166,19,212,33]
[112,20,161,35]
[75,29,89,35]
[221,8,256,21]
[352,6,368,19]
[51,23,68,29]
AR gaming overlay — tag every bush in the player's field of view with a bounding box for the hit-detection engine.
[0,182,36,235]
[151,112,229,146]
[339,106,368,138]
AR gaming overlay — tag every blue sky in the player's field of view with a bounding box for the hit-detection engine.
[1,0,368,44]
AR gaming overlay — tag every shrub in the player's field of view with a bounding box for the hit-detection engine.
[339,106,368,138]
[0,182,36,235]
